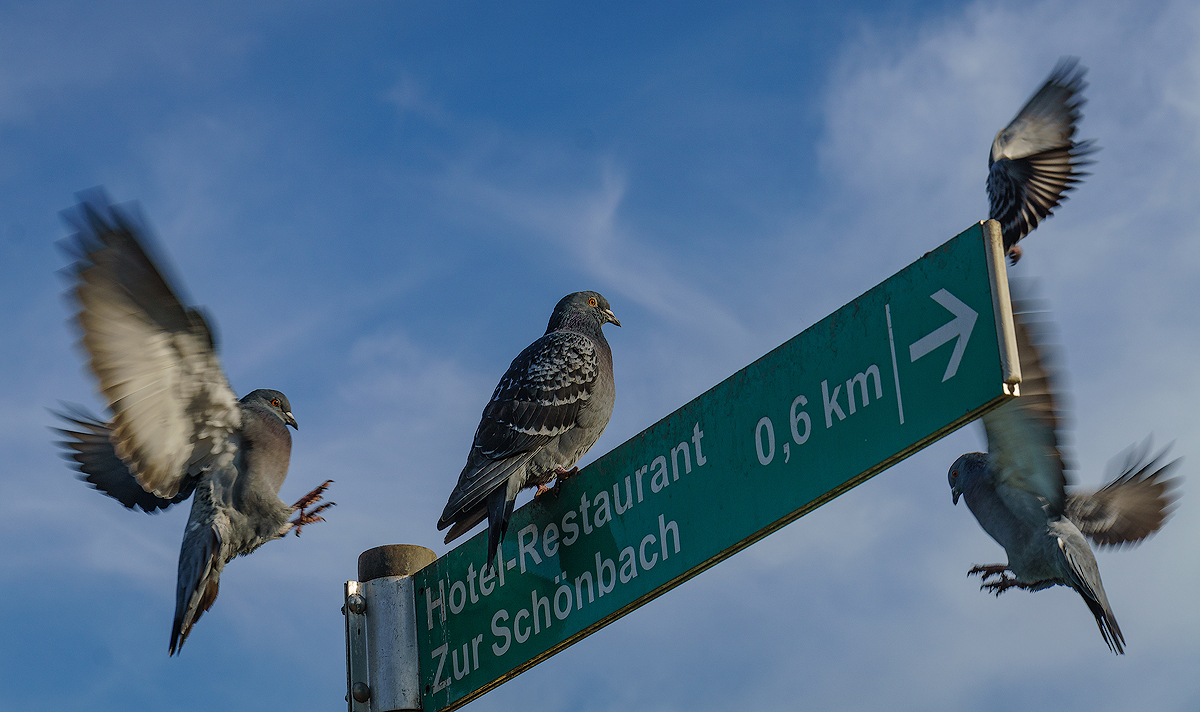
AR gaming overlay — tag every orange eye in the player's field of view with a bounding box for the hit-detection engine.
[588,297,597,307]
[271,399,280,408]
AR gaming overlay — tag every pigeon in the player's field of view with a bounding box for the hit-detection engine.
[54,190,333,655]
[987,57,1098,262]
[947,306,1179,654]
[438,291,620,570]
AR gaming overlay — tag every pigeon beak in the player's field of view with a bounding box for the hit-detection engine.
[603,309,621,327]
[951,488,960,505]
[285,412,299,430]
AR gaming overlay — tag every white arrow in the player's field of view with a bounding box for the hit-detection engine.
[908,288,977,382]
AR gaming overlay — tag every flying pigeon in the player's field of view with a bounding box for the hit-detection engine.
[987,57,1098,262]
[947,307,1180,654]
[54,190,333,655]
[439,291,620,570]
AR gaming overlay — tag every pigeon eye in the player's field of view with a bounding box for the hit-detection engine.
[951,470,958,479]
[588,297,597,307]
[271,398,280,408]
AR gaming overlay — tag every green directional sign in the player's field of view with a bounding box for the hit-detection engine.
[413,220,1019,711]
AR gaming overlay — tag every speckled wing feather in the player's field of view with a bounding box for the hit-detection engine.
[1066,443,1181,548]
[988,58,1097,251]
[54,404,196,512]
[439,330,598,528]
[63,190,241,499]
[477,331,597,457]
[982,307,1069,513]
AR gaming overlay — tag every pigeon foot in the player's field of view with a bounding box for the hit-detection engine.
[1007,245,1023,264]
[293,479,333,509]
[967,563,1010,581]
[971,569,1038,596]
[290,480,335,536]
[534,467,580,500]
[290,502,334,536]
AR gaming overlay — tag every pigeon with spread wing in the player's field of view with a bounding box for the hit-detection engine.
[948,307,1179,654]
[55,190,333,655]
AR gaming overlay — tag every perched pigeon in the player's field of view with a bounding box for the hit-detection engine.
[987,58,1097,262]
[54,190,333,655]
[439,291,620,569]
[948,307,1180,654]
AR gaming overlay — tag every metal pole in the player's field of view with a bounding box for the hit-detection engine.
[345,544,437,712]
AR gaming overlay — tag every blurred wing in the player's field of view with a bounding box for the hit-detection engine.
[1066,441,1182,548]
[991,58,1089,161]
[63,190,240,499]
[987,57,1097,251]
[54,404,196,512]
[983,306,1068,512]
[438,330,598,527]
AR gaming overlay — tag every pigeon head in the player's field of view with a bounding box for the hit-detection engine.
[948,452,987,505]
[547,291,621,333]
[241,389,298,429]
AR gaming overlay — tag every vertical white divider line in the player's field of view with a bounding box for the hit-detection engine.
[886,303,905,425]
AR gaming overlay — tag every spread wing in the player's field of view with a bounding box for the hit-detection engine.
[987,57,1097,251]
[1066,441,1182,548]
[438,330,598,528]
[54,404,197,512]
[983,306,1069,513]
[62,190,240,499]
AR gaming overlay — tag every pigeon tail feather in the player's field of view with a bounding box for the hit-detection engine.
[1079,591,1125,655]
[485,485,517,573]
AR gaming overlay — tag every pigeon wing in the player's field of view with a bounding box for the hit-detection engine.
[983,307,1069,513]
[54,404,197,512]
[63,191,241,499]
[1066,442,1182,548]
[988,57,1097,251]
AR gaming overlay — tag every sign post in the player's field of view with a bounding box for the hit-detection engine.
[348,220,1019,712]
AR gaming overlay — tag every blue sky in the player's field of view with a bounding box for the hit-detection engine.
[2,0,1199,710]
